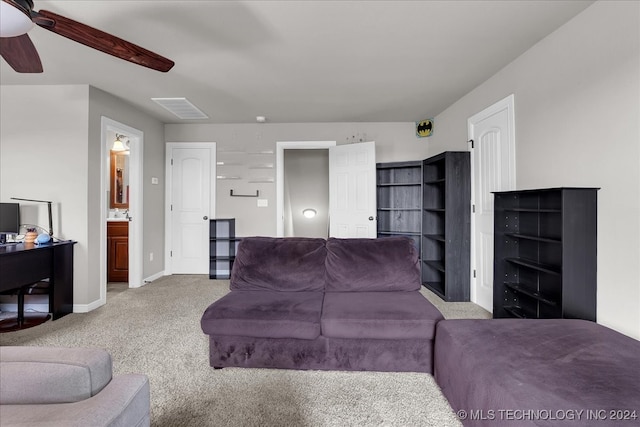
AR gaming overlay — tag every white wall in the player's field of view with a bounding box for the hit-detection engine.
[427,1,640,339]
[1,85,91,304]
[1,85,166,309]
[165,122,427,236]
[88,87,166,289]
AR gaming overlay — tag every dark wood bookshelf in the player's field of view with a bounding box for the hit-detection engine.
[421,152,470,301]
[493,188,599,320]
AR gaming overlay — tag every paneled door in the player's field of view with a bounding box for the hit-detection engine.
[328,141,377,238]
[468,95,516,312]
[166,143,216,274]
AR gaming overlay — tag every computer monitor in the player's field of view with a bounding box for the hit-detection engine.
[0,202,20,244]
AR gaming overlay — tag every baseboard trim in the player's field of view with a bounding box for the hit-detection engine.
[74,297,105,313]
[1,270,167,315]
[143,271,164,285]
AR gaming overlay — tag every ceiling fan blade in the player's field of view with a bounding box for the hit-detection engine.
[0,34,43,72]
[34,9,174,72]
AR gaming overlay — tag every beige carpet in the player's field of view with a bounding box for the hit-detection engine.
[0,275,489,427]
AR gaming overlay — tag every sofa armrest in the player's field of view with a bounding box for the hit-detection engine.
[0,347,112,404]
[0,374,150,427]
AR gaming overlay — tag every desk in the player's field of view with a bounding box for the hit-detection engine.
[0,241,76,320]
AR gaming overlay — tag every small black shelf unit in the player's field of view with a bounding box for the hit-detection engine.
[421,152,471,301]
[209,218,241,279]
[493,188,598,320]
[376,160,423,258]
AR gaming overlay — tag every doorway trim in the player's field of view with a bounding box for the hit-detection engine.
[100,117,144,306]
[276,141,336,237]
[467,94,516,310]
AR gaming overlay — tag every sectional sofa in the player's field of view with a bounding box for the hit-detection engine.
[201,236,640,426]
[200,236,444,372]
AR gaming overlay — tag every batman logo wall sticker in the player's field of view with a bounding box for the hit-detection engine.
[416,119,433,138]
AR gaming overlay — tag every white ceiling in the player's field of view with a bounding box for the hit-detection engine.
[0,0,594,124]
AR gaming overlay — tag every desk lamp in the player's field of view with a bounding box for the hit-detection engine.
[11,197,53,239]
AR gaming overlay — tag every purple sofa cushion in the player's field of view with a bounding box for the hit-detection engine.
[321,291,443,339]
[230,237,327,291]
[325,237,421,292]
[434,319,640,427]
[200,291,323,340]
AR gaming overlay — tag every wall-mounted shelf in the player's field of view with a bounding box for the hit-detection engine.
[217,150,246,154]
[230,190,259,197]
[247,150,274,155]
[218,150,274,155]
[248,177,274,183]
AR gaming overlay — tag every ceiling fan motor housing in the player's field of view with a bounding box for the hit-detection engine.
[0,0,35,37]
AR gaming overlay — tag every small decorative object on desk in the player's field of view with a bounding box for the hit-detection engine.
[35,233,51,245]
[24,228,38,244]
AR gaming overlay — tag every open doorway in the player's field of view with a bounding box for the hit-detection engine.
[283,149,330,238]
[100,117,144,304]
[276,141,336,237]
[277,141,377,238]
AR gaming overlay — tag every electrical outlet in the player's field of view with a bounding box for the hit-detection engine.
[149,252,154,261]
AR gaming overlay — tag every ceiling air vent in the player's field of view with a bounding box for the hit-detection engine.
[151,97,209,120]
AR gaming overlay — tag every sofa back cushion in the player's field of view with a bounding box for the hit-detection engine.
[325,237,421,292]
[230,237,327,291]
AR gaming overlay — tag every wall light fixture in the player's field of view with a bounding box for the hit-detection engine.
[112,134,128,152]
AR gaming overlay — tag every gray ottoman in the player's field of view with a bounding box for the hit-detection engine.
[434,319,640,426]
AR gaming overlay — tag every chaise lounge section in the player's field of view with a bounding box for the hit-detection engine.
[200,236,444,373]
[434,319,640,426]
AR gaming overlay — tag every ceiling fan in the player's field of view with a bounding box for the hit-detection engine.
[0,0,174,73]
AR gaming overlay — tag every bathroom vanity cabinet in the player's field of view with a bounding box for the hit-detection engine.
[107,220,128,282]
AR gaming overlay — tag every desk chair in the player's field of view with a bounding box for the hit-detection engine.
[0,280,51,332]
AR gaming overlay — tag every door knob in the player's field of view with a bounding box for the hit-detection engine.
[203,216,208,220]
[369,216,374,221]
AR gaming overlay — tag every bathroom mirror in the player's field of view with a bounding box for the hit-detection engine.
[110,150,129,209]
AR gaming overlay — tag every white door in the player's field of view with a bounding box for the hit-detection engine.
[167,144,216,274]
[329,141,377,238]
[468,95,516,312]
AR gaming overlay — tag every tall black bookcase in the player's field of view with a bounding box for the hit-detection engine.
[376,161,423,264]
[493,188,598,320]
[421,152,471,301]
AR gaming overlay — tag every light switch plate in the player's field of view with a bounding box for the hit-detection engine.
[257,199,268,207]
